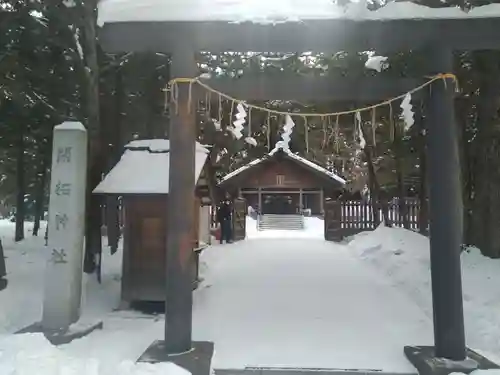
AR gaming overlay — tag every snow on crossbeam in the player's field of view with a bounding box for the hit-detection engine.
[98,0,500,25]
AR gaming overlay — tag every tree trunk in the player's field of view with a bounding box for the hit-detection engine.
[32,165,47,237]
[144,54,165,138]
[366,152,381,226]
[360,123,390,226]
[81,0,103,277]
[415,102,428,235]
[14,122,26,242]
[393,124,409,229]
[33,145,50,236]
[470,50,500,258]
[105,66,124,255]
[456,98,473,245]
[206,140,226,203]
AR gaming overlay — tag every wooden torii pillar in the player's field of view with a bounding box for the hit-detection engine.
[426,47,465,360]
[164,46,197,354]
[403,46,496,374]
[402,46,467,368]
[404,44,499,375]
[138,46,214,370]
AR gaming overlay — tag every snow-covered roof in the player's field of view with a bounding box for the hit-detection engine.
[93,139,209,195]
[220,146,346,185]
[55,121,86,131]
[98,0,500,26]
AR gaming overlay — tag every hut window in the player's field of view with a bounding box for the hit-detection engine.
[276,174,285,185]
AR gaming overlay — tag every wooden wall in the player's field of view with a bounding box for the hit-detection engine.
[238,159,331,189]
[121,194,201,303]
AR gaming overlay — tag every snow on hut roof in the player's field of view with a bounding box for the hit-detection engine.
[93,139,209,195]
[55,121,86,131]
[220,145,346,185]
[98,0,500,26]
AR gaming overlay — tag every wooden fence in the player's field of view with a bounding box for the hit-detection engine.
[325,198,422,241]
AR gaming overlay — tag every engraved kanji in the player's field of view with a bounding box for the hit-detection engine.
[56,147,72,163]
[55,181,71,196]
[51,248,68,264]
[55,213,69,230]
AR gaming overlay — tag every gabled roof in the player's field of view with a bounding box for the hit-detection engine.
[220,146,346,186]
[93,139,209,195]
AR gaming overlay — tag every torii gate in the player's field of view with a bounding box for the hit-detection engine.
[99,4,500,374]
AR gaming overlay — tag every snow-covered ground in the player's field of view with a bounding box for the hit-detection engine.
[2,217,500,373]
[194,237,432,372]
[348,224,500,362]
[0,220,48,332]
[0,219,122,334]
[0,219,182,375]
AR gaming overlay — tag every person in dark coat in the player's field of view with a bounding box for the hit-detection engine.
[217,198,233,244]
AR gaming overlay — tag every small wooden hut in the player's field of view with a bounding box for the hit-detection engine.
[93,139,212,304]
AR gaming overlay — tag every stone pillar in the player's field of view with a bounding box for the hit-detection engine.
[42,122,87,331]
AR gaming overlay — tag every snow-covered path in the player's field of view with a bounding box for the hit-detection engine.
[193,238,432,373]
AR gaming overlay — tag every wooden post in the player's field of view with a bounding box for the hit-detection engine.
[299,188,303,213]
[258,187,262,213]
[426,47,466,360]
[319,189,324,214]
[165,47,196,354]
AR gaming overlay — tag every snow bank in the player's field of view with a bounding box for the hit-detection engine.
[348,225,500,357]
[0,333,190,375]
